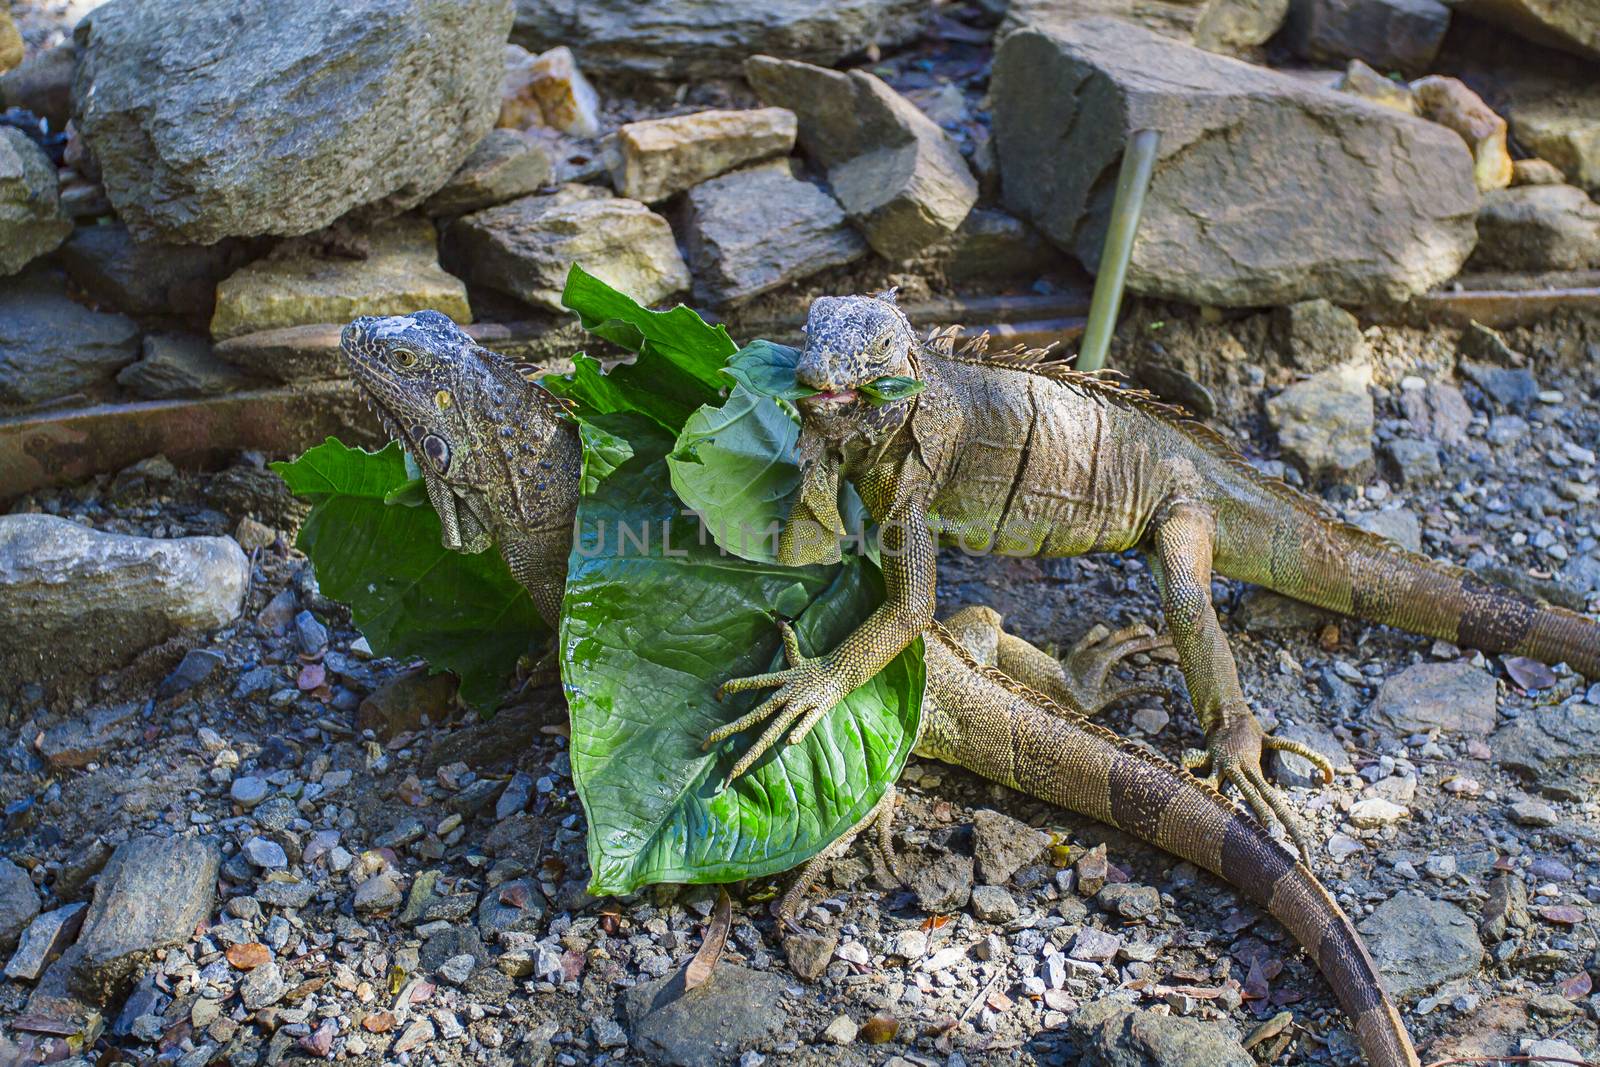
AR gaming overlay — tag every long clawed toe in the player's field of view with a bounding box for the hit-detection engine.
[1184,743,1322,868]
[1063,623,1175,715]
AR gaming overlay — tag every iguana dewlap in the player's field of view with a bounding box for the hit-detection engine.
[714,290,1598,861]
[338,311,1421,1067]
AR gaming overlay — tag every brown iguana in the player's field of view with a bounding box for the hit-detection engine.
[338,311,1420,1067]
[708,291,1600,862]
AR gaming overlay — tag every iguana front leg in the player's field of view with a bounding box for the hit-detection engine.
[1150,501,1333,863]
[706,491,937,785]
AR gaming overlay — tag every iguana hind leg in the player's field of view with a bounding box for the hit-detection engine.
[1150,501,1332,864]
[776,785,901,927]
[942,605,1171,716]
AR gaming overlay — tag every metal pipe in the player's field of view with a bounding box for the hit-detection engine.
[1076,128,1160,373]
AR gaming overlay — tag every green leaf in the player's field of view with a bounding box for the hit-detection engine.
[859,375,926,405]
[719,339,816,405]
[562,426,924,895]
[577,417,635,496]
[667,385,799,564]
[545,266,736,431]
[272,439,545,709]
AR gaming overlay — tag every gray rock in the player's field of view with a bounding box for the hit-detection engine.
[1379,438,1443,486]
[1470,184,1600,271]
[424,129,553,217]
[0,269,141,407]
[495,772,534,821]
[1399,380,1471,445]
[230,776,271,809]
[242,838,288,870]
[73,0,514,242]
[1351,507,1423,552]
[70,835,221,1003]
[117,334,254,400]
[784,929,838,980]
[511,0,928,79]
[1068,926,1123,961]
[1097,883,1160,920]
[1450,0,1600,61]
[353,871,402,915]
[58,223,256,322]
[1461,360,1539,410]
[910,850,975,913]
[211,323,347,384]
[446,186,690,313]
[3,902,87,982]
[0,43,76,128]
[1265,361,1375,485]
[255,878,316,911]
[746,56,977,260]
[1273,299,1365,371]
[437,952,476,985]
[608,108,796,203]
[1508,93,1600,196]
[1266,720,1345,788]
[993,18,1478,306]
[1493,702,1600,778]
[293,610,328,655]
[682,160,868,306]
[911,206,1067,282]
[476,879,546,939]
[210,216,470,340]
[1282,0,1450,74]
[0,127,71,275]
[1001,0,1291,53]
[1071,998,1252,1066]
[970,885,1020,923]
[240,960,287,1010]
[621,963,789,1065]
[971,808,1050,885]
[0,515,249,703]
[1479,871,1529,942]
[420,926,489,972]
[33,702,140,770]
[1235,588,1334,634]
[1508,798,1559,826]
[1370,661,1498,736]
[1357,891,1482,999]
[0,858,40,954]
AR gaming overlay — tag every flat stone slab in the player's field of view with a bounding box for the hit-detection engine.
[4,903,86,982]
[609,107,796,203]
[1357,891,1483,1000]
[70,834,221,1002]
[1369,660,1499,736]
[622,963,790,1065]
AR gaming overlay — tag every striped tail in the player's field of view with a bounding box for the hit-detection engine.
[920,630,1420,1067]
[1216,477,1599,679]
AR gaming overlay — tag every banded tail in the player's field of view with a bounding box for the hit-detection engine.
[919,629,1419,1067]
[1213,470,1598,679]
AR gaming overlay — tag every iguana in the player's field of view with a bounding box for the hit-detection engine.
[709,291,1600,862]
[338,311,1420,1067]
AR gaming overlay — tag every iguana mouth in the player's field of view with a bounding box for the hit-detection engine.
[798,389,857,411]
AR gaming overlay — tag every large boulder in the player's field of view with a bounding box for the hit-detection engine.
[0,514,248,701]
[1450,0,1600,61]
[683,160,868,306]
[511,0,928,79]
[0,128,72,275]
[992,18,1479,307]
[0,270,141,408]
[72,0,514,243]
[1001,0,1290,53]
[210,217,470,340]
[443,186,690,312]
[423,129,553,218]
[1506,94,1600,196]
[746,56,978,260]
[1471,184,1600,270]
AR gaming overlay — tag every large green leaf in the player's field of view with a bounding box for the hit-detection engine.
[272,439,544,709]
[562,422,924,894]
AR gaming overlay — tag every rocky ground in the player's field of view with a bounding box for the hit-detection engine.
[0,304,1596,1067]
[3,0,1600,1065]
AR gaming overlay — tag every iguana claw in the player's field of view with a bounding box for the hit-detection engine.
[705,621,851,786]
[1183,711,1334,866]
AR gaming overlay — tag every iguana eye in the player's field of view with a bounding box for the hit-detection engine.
[391,348,420,369]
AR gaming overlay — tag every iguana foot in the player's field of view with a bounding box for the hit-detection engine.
[705,621,851,787]
[776,786,901,928]
[1183,710,1333,867]
[1058,623,1174,716]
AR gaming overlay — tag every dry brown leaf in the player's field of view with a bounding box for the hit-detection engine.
[226,943,272,971]
[859,1014,899,1044]
[684,887,731,992]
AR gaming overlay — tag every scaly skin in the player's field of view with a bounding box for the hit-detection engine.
[714,291,1600,860]
[337,311,1419,1067]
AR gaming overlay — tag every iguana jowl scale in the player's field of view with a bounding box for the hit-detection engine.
[338,311,1420,1067]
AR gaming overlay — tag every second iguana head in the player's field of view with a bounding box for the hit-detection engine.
[793,290,925,449]
[340,310,574,554]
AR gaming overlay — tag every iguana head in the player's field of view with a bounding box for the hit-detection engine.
[793,290,922,448]
[340,310,559,554]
